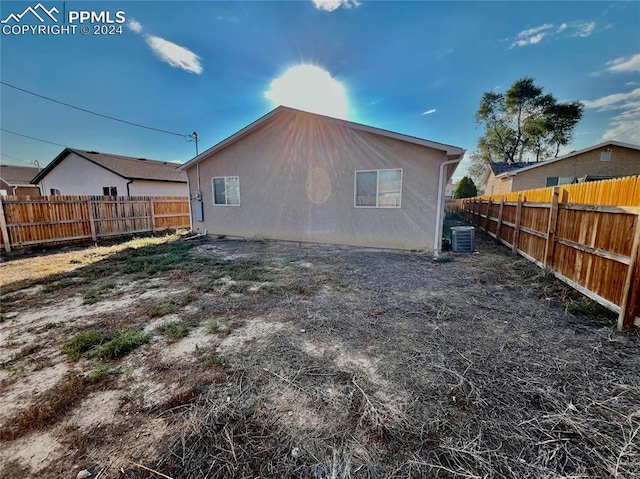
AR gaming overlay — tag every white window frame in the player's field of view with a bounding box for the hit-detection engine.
[212,176,240,206]
[354,168,403,209]
[600,150,612,162]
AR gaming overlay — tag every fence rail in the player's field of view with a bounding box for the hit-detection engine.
[461,176,640,331]
[0,195,190,253]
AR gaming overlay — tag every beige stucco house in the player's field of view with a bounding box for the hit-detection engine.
[32,148,187,197]
[0,165,41,196]
[178,106,465,252]
[483,141,640,195]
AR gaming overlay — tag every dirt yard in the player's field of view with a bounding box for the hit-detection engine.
[0,233,638,478]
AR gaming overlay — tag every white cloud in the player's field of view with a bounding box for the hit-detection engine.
[573,21,596,37]
[312,0,360,12]
[584,88,640,144]
[510,23,553,48]
[509,20,598,48]
[128,19,143,33]
[627,81,639,86]
[422,109,437,115]
[606,53,640,73]
[145,36,203,74]
[127,18,202,74]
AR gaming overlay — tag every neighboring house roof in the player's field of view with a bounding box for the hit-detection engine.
[494,140,640,178]
[0,165,41,186]
[488,161,531,176]
[31,148,187,184]
[178,106,465,171]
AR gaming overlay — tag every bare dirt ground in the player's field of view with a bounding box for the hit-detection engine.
[0,233,638,479]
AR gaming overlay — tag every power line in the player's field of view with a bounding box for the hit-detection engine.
[1,81,193,139]
[609,124,639,140]
[1,128,68,148]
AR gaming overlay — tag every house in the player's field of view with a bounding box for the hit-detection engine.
[0,165,41,196]
[445,180,456,199]
[483,141,640,195]
[178,106,465,252]
[31,148,187,197]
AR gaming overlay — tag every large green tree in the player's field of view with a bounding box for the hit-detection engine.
[453,176,478,199]
[475,77,584,164]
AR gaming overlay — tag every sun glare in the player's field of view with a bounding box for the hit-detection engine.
[265,64,349,119]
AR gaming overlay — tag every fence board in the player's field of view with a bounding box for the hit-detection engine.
[0,195,189,252]
[462,176,640,331]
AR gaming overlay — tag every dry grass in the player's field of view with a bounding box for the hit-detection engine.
[1,235,638,478]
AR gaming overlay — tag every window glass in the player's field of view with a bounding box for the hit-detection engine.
[226,177,240,205]
[545,177,559,187]
[355,171,378,206]
[378,170,402,207]
[213,178,226,205]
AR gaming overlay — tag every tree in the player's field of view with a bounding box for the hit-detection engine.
[453,176,478,199]
[475,77,584,163]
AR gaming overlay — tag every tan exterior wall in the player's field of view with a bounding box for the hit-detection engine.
[512,145,640,191]
[38,153,187,196]
[485,173,513,196]
[187,110,454,250]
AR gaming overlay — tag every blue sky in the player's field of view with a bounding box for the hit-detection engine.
[1,0,639,179]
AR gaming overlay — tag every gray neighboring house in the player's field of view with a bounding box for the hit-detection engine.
[178,106,465,252]
[31,148,187,197]
[0,165,41,196]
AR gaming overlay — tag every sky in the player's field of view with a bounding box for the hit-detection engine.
[1,0,639,180]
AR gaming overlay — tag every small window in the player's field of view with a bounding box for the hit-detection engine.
[102,186,117,196]
[0,189,8,196]
[546,176,574,187]
[355,169,402,208]
[50,188,61,195]
[212,176,240,206]
[600,150,612,162]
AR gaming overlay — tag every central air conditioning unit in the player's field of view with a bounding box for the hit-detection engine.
[451,226,475,253]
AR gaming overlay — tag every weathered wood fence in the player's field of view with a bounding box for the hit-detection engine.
[445,199,464,214]
[461,176,640,331]
[0,196,190,253]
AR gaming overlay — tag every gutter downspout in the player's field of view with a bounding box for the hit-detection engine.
[433,157,462,257]
[126,179,133,197]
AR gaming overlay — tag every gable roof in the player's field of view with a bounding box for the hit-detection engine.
[31,148,187,184]
[0,165,40,186]
[494,140,640,178]
[488,161,530,176]
[178,106,465,171]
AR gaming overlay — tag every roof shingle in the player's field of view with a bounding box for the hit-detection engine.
[0,165,41,185]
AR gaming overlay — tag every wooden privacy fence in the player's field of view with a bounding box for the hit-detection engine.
[445,199,464,214]
[0,195,190,253]
[461,176,640,331]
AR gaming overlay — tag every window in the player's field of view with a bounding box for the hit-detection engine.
[545,176,574,187]
[50,188,61,195]
[600,150,612,162]
[355,169,402,208]
[212,176,240,206]
[102,186,117,196]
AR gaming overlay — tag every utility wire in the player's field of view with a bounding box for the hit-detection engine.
[609,124,639,141]
[1,81,193,139]
[1,128,68,148]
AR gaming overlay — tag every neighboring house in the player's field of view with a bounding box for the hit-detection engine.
[483,141,640,195]
[178,106,465,252]
[0,165,41,196]
[31,148,187,196]
[445,180,456,199]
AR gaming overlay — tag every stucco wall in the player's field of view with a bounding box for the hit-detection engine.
[129,180,187,197]
[485,173,514,196]
[38,153,129,196]
[186,110,455,251]
[512,145,640,191]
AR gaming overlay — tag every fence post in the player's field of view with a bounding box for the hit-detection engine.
[495,196,505,243]
[86,198,97,241]
[0,198,11,253]
[512,194,523,255]
[484,198,492,233]
[544,187,561,270]
[618,215,640,331]
[149,197,156,233]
